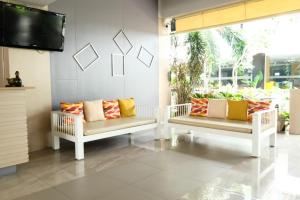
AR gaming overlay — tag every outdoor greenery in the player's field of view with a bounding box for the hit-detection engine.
[169,27,249,104]
[242,70,263,88]
[186,32,206,88]
[280,111,290,122]
[168,14,299,121]
[218,27,248,88]
[193,91,244,100]
[169,32,211,104]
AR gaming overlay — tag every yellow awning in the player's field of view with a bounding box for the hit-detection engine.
[175,0,300,33]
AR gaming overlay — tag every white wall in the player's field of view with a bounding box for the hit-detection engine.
[49,0,159,109]
[160,0,244,18]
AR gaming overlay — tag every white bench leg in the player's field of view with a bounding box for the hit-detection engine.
[52,135,60,150]
[155,125,164,140]
[252,138,261,158]
[160,125,173,140]
[75,141,84,160]
[129,133,135,145]
[269,132,277,147]
[188,130,194,143]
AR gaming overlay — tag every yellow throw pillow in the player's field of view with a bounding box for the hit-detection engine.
[118,98,136,117]
[227,100,248,121]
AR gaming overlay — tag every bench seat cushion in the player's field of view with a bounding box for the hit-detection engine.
[169,116,252,134]
[84,117,156,136]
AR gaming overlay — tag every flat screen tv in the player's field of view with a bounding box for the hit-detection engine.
[0,1,66,51]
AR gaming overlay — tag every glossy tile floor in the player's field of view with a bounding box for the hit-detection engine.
[1,130,300,200]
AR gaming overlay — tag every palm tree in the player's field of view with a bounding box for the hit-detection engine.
[218,27,247,89]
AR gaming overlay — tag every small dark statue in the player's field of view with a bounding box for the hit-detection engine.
[6,71,23,87]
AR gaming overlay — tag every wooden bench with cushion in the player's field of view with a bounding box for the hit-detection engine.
[51,102,159,160]
[166,103,277,157]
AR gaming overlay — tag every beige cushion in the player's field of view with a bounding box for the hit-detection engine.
[207,99,227,119]
[84,100,106,122]
[169,116,252,134]
[84,117,156,136]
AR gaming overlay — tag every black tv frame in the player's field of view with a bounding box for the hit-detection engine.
[0,1,66,52]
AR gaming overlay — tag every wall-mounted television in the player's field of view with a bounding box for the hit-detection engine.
[0,1,66,52]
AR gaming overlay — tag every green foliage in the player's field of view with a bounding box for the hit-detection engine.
[218,27,246,60]
[280,112,290,122]
[186,32,207,88]
[242,71,263,88]
[202,31,220,75]
[217,92,244,100]
[169,32,219,104]
[193,92,215,99]
[169,27,249,104]
[192,92,244,100]
[218,27,249,87]
[170,63,192,104]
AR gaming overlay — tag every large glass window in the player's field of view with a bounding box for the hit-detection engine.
[170,13,300,91]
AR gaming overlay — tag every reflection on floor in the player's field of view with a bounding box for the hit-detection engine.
[1,130,300,200]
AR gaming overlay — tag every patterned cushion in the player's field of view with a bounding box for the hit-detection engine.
[60,102,85,123]
[60,102,84,115]
[247,100,272,120]
[103,100,121,119]
[190,98,208,117]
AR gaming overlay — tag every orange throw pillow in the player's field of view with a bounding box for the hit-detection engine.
[103,100,121,119]
[60,102,84,115]
[60,102,85,123]
[247,100,271,120]
[190,98,208,117]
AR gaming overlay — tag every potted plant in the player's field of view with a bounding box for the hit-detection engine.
[279,111,290,133]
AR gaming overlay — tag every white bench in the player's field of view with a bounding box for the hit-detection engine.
[165,103,277,157]
[51,105,159,160]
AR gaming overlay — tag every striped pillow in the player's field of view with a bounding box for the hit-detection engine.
[60,102,84,115]
[247,100,271,120]
[103,100,121,119]
[190,98,208,117]
[60,102,85,123]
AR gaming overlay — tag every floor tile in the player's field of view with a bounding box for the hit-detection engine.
[163,159,229,181]
[101,186,165,200]
[133,171,202,200]
[101,162,161,184]
[134,150,194,170]
[0,175,49,200]
[55,172,125,200]
[1,133,300,200]
[13,188,70,200]
[179,185,255,200]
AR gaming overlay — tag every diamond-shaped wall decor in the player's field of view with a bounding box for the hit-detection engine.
[73,43,100,71]
[137,46,154,68]
[113,29,133,55]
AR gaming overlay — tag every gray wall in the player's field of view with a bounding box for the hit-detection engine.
[49,0,159,109]
[160,0,244,18]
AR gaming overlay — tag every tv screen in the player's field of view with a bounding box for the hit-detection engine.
[0,1,66,51]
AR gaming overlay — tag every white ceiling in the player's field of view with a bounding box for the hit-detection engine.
[17,0,57,6]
